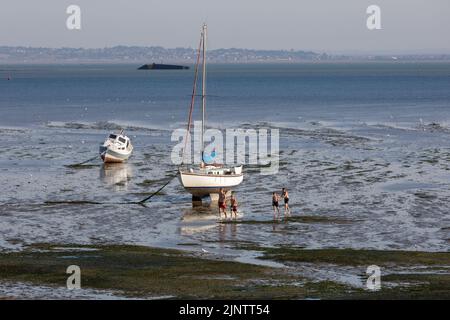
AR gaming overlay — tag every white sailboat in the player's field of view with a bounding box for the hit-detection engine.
[99,129,133,163]
[179,24,244,202]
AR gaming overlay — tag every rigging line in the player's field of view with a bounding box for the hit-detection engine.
[182,32,203,165]
[201,24,207,157]
[191,94,220,97]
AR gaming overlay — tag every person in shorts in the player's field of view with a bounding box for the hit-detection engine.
[272,192,280,219]
[218,188,227,219]
[282,188,291,216]
[230,192,238,219]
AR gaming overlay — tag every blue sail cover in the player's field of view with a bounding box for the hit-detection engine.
[202,149,217,164]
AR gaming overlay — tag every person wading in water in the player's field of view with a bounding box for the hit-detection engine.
[282,188,291,217]
[272,192,280,220]
[218,188,227,219]
[230,192,238,219]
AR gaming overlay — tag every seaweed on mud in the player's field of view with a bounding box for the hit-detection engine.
[413,192,438,200]
[237,245,450,268]
[0,243,361,299]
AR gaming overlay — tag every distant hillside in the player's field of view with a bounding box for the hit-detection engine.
[0,46,449,63]
[0,46,320,63]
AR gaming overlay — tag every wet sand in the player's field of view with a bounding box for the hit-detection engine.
[1,243,448,299]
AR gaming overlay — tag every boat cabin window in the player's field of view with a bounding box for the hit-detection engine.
[118,137,126,144]
[109,134,117,140]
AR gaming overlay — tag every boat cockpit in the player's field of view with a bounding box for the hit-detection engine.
[107,134,131,150]
[188,165,242,176]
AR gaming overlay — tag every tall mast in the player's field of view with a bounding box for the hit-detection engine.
[201,24,207,158]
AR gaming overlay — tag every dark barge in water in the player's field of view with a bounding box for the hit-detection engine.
[138,63,189,70]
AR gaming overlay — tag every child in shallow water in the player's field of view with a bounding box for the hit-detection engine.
[230,192,238,219]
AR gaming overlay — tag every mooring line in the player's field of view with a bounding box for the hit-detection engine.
[44,200,102,205]
[38,171,180,207]
[65,155,99,168]
[1,159,180,207]
[138,171,179,204]
[43,200,142,206]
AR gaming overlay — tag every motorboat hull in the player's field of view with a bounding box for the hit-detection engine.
[99,146,132,163]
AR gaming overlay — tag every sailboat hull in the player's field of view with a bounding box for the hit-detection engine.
[179,170,243,197]
[178,25,245,201]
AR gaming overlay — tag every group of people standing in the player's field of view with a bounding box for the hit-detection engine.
[218,188,238,219]
[217,187,291,220]
[272,188,291,219]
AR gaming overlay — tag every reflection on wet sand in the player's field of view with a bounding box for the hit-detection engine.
[178,206,218,236]
[181,205,217,221]
[218,222,238,243]
[99,163,133,191]
[177,206,241,242]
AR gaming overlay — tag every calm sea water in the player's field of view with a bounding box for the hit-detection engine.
[2,63,450,128]
[0,63,449,279]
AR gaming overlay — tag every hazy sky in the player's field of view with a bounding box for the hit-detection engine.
[1,0,449,53]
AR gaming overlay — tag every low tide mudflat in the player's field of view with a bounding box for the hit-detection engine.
[1,64,450,299]
[0,243,448,299]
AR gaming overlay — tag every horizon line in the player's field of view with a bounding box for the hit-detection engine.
[1,45,450,56]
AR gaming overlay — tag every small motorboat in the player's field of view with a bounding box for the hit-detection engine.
[99,130,133,163]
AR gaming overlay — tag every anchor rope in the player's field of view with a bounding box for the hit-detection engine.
[65,155,99,167]
[137,171,180,204]
[39,171,180,206]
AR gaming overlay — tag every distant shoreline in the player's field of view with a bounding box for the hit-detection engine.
[2,60,450,65]
[1,45,449,64]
